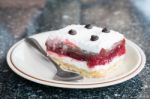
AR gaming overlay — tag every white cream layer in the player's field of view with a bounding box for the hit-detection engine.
[46,25,124,53]
[49,52,124,72]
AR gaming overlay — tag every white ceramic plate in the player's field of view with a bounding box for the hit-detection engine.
[7,32,146,89]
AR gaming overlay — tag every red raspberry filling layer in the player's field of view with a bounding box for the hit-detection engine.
[46,39,125,68]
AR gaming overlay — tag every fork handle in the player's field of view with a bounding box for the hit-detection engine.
[25,38,61,71]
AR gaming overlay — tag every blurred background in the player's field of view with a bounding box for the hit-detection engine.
[0,0,150,99]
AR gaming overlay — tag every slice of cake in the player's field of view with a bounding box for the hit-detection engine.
[45,24,126,78]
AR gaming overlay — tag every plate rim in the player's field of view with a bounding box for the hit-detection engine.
[6,36,146,89]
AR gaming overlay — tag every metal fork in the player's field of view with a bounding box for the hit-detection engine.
[25,38,83,81]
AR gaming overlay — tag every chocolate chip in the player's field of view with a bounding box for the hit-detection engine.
[102,27,110,33]
[68,29,77,35]
[85,24,92,29]
[90,35,99,41]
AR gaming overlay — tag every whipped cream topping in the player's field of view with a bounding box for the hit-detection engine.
[46,25,124,53]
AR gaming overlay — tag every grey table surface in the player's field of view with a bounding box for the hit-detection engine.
[0,0,150,99]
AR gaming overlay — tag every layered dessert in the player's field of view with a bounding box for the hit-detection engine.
[45,24,126,77]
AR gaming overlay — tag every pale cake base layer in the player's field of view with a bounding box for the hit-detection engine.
[50,56,123,78]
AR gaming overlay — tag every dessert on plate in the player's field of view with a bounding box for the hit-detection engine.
[45,24,126,78]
